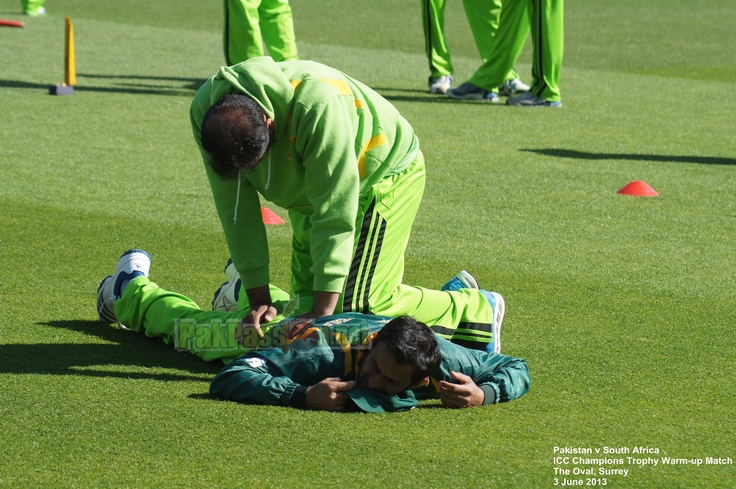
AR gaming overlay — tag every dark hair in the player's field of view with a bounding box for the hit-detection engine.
[200,94,270,181]
[373,316,442,384]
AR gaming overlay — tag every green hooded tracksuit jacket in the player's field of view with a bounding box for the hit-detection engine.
[190,57,498,349]
[114,276,531,412]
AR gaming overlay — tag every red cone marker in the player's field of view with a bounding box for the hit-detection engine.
[0,19,25,27]
[261,207,285,225]
[617,181,659,197]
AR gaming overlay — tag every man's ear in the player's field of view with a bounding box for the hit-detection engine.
[264,116,275,134]
[407,377,430,390]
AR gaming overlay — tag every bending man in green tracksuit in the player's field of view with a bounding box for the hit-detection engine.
[190,57,501,351]
[97,250,531,412]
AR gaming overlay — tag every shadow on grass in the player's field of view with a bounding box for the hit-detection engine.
[523,149,736,166]
[373,86,502,105]
[0,319,221,381]
[0,72,207,96]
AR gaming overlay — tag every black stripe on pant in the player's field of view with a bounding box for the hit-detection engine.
[343,199,386,314]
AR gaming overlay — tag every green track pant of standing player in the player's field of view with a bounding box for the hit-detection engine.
[224,0,298,65]
[21,0,45,14]
[468,0,563,102]
[236,152,500,350]
[421,0,519,85]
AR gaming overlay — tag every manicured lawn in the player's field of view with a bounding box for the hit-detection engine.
[1,0,734,487]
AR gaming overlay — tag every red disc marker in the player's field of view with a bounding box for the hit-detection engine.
[261,207,285,225]
[617,181,659,197]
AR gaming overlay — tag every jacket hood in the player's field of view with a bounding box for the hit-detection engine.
[211,57,293,141]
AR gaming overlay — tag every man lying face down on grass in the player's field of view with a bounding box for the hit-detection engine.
[97,250,531,412]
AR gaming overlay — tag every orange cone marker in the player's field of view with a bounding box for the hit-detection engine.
[617,181,659,197]
[261,207,285,225]
[0,19,25,27]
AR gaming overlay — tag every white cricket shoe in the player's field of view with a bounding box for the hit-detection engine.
[97,249,151,324]
[498,78,530,97]
[429,75,454,94]
[211,258,242,312]
[482,291,505,353]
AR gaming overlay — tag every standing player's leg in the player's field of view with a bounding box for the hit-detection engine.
[530,0,563,102]
[421,0,455,94]
[461,0,527,95]
[224,0,265,66]
[258,0,298,61]
[506,0,563,106]
[448,0,530,100]
[21,0,46,15]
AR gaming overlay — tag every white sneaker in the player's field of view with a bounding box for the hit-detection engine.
[479,291,505,353]
[25,6,46,16]
[489,292,504,353]
[429,75,454,94]
[211,258,242,312]
[498,78,529,97]
[97,249,151,324]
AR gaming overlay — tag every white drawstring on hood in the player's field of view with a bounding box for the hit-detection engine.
[233,148,272,224]
[233,169,242,224]
[264,147,272,190]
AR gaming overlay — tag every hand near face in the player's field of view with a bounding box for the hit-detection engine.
[439,371,485,408]
[306,378,357,411]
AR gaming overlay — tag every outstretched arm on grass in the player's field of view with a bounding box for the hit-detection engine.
[210,354,355,411]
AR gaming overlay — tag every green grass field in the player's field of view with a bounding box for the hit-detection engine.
[1,0,735,487]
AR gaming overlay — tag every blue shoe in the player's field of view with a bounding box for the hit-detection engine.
[481,291,505,353]
[506,92,562,107]
[97,249,151,324]
[447,82,499,103]
[212,258,242,312]
[441,270,480,292]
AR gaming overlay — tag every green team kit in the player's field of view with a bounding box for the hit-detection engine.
[421,0,519,86]
[468,0,564,102]
[190,58,501,350]
[112,275,530,412]
[224,0,298,65]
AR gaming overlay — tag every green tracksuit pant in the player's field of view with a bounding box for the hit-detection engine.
[224,0,298,65]
[468,0,563,102]
[116,275,499,364]
[117,277,252,364]
[21,0,45,14]
[238,152,498,349]
[421,0,519,85]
